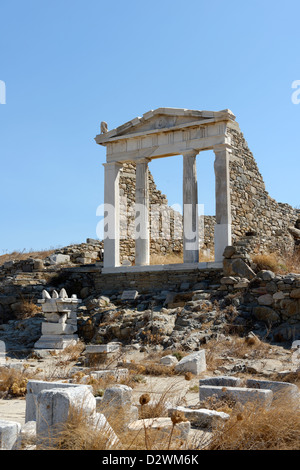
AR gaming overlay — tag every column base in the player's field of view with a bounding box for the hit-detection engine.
[183,248,199,264]
[214,223,232,262]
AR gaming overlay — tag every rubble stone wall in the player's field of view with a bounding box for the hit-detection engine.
[228,127,298,256]
[117,128,299,262]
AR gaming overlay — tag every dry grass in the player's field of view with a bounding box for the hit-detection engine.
[150,252,183,265]
[40,390,300,450]
[50,407,188,450]
[252,253,280,272]
[272,370,300,386]
[277,249,300,274]
[57,341,86,363]
[71,369,140,396]
[14,298,42,320]
[122,360,178,377]
[0,249,55,266]
[202,335,271,371]
[252,250,300,274]
[137,381,187,420]
[199,251,214,262]
[206,399,300,450]
[41,407,120,450]
[47,382,190,450]
[0,365,39,398]
[150,250,214,265]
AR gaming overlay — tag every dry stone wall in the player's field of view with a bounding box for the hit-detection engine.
[119,163,216,263]
[228,126,299,256]
[119,162,183,263]
[117,127,299,263]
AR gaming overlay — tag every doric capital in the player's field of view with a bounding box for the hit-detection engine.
[135,157,151,165]
[213,142,232,154]
[182,149,199,158]
[102,161,123,168]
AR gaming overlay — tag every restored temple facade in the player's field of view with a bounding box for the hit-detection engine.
[95,107,235,272]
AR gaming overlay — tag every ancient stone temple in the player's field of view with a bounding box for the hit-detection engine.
[95,108,299,271]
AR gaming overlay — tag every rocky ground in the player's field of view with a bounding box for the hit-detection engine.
[0,292,298,430]
[1,242,300,450]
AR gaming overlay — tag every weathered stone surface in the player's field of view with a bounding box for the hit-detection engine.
[41,322,77,335]
[34,334,79,350]
[79,369,129,382]
[257,294,274,306]
[160,355,178,366]
[167,406,229,428]
[223,258,256,280]
[220,276,237,285]
[15,421,36,450]
[26,380,92,422]
[272,322,300,342]
[128,417,190,440]
[36,386,96,445]
[48,254,71,265]
[280,299,300,317]
[245,359,284,375]
[199,376,242,387]
[290,289,300,299]
[223,246,236,259]
[151,313,176,336]
[175,350,206,375]
[288,227,300,239]
[0,420,21,450]
[257,270,276,281]
[88,412,119,448]
[85,343,121,354]
[199,385,273,408]
[121,290,138,301]
[0,340,5,365]
[253,306,280,323]
[273,292,286,300]
[97,385,138,432]
[246,379,300,402]
[100,384,132,408]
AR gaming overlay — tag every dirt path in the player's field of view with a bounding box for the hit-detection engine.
[0,398,26,425]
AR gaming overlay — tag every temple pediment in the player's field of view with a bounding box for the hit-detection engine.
[95,108,236,145]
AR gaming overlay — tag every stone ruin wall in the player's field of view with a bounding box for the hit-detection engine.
[118,127,299,263]
[228,126,299,256]
[118,162,215,264]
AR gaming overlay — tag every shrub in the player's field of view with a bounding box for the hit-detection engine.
[0,366,37,398]
[252,253,279,272]
[15,298,42,320]
[206,399,300,450]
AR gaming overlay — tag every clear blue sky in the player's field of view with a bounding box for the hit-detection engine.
[0,0,299,253]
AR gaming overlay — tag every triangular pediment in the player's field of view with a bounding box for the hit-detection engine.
[95,107,235,145]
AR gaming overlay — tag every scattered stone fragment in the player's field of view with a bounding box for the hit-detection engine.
[0,420,21,450]
[175,350,206,375]
[167,406,229,428]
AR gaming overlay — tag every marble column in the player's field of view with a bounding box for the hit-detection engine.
[103,162,122,268]
[135,158,150,266]
[183,150,199,263]
[213,144,232,262]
